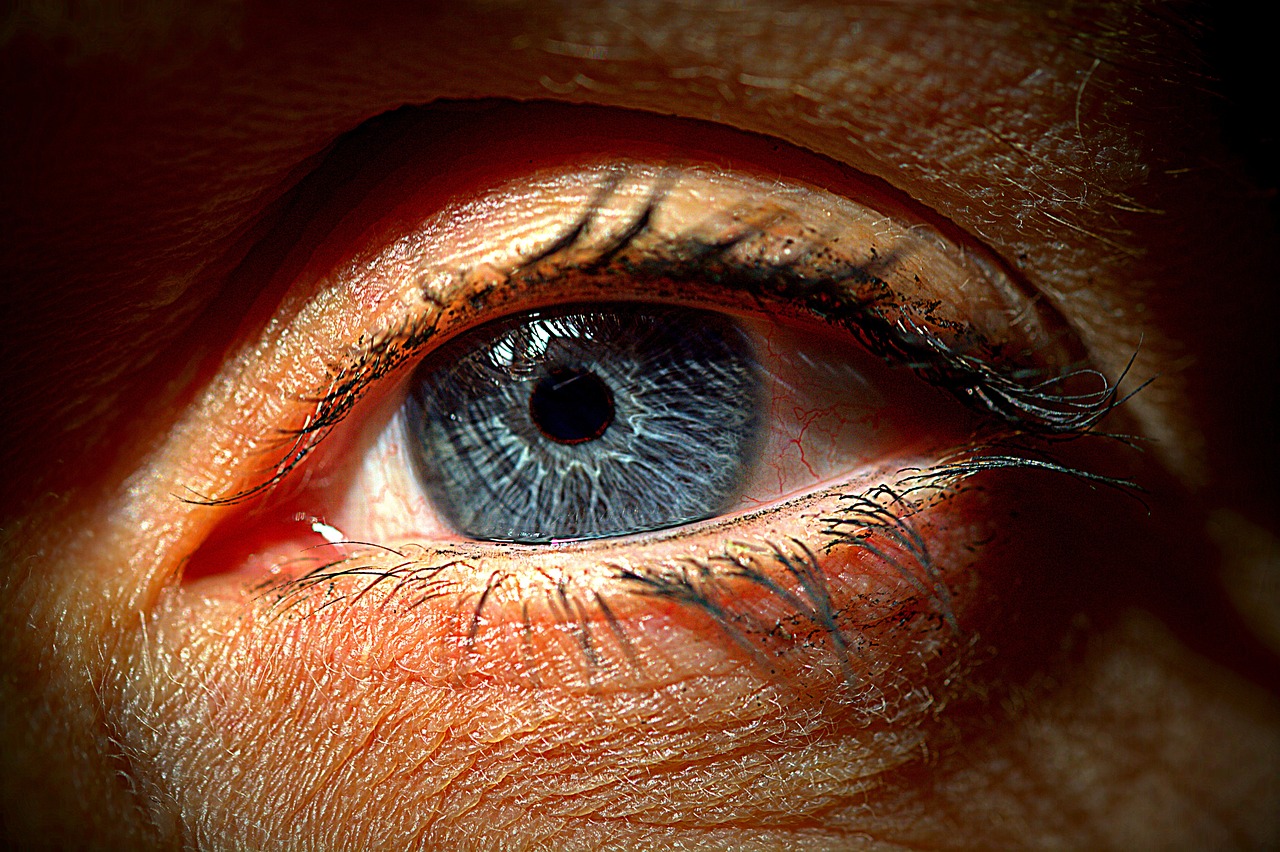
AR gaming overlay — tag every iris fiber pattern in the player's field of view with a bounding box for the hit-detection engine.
[404,305,762,542]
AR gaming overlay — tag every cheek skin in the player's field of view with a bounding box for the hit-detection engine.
[113,460,1157,848]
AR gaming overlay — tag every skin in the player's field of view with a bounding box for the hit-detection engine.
[2,0,1278,849]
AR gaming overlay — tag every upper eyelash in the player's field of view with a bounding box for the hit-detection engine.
[539,203,1137,434]
[188,173,1137,507]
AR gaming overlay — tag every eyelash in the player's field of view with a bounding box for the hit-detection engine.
[182,140,1149,696]
[252,442,1140,705]
[192,182,1135,511]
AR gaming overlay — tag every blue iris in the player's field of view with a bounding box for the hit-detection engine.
[404,305,762,542]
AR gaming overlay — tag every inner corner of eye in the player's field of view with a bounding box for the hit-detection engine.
[374,300,954,547]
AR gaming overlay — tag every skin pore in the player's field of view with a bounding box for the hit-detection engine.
[2,0,1278,849]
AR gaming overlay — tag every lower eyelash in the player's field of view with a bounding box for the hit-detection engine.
[249,431,1143,705]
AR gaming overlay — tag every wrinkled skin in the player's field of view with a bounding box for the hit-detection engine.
[2,1,1278,849]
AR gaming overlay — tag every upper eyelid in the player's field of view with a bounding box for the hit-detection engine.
[185,108,1126,508]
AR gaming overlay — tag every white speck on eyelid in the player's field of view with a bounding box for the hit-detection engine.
[312,521,346,544]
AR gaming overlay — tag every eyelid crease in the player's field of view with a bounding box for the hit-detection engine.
[189,163,1126,510]
[171,83,1157,526]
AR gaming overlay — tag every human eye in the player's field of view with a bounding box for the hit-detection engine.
[7,3,1279,848]
[130,100,1151,826]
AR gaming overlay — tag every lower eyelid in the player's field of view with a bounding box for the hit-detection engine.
[233,464,969,704]
[204,446,1111,727]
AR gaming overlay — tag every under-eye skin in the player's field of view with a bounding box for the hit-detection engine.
[173,105,1143,728]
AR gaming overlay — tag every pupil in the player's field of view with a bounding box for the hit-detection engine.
[529,367,615,444]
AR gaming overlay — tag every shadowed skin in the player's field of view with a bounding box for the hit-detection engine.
[1,1,1278,849]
